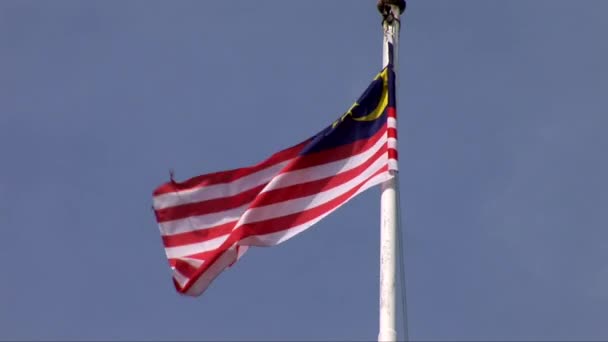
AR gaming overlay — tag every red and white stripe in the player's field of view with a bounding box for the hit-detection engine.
[153,120,398,296]
[387,107,398,171]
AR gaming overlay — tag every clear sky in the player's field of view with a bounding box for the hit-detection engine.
[1,0,607,340]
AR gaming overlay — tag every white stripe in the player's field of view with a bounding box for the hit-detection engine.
[158,204,246,236]
[388,159,398,171]
[388,137,398,149]
[164,235,227,259]
[235,153,388,226]
[153,160,292,210]
[261,134,386,191]
[388,117,397,128]
[238,171,389,247]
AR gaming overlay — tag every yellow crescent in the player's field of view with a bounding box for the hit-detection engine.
[331,69,389,129]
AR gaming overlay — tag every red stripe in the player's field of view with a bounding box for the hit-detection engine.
[153,139,309,196]
[161,146,388,247]
[154,126,387,222]
[387,127,397,139]
[387,107,396,118]
[388,148,398,160]
[178,165,388,294]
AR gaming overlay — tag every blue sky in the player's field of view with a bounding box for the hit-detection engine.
[1,0,607,340]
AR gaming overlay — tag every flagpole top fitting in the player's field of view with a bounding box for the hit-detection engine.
[377,0,406,23]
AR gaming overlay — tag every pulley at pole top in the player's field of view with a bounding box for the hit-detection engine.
[377,0,406,20]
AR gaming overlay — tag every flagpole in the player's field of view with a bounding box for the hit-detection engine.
[377,1,405,342]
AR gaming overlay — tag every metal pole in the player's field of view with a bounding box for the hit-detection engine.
[377,1,405,341]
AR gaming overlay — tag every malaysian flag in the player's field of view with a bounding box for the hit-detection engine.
[152,61,397,296]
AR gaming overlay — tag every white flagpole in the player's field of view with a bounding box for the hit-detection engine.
[377,1,405,342]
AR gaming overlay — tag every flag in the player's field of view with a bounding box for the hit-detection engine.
[152,63,397,296]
